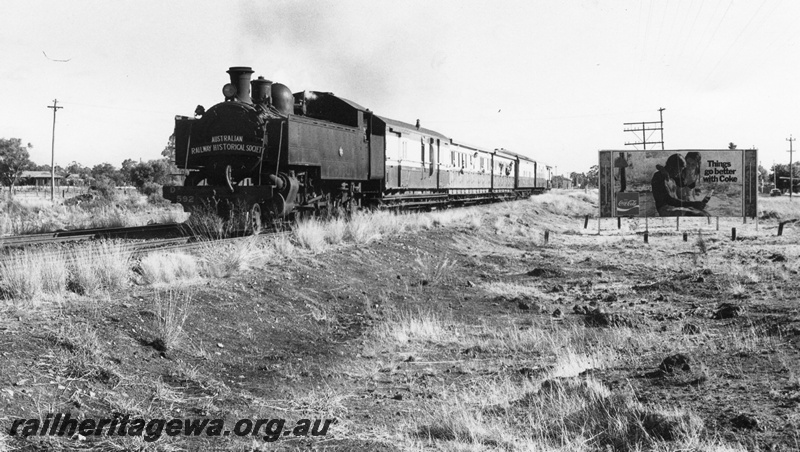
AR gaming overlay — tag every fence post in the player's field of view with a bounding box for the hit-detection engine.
[731,227,737,241]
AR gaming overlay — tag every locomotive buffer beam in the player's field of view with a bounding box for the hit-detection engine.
[163,185,274,212]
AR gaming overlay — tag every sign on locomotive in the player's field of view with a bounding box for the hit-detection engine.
[163,66,550,227]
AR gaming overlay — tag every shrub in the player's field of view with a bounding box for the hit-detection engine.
[91,176,119,202]
[140,182,162,197]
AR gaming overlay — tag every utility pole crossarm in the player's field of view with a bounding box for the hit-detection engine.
[623,108,665,150]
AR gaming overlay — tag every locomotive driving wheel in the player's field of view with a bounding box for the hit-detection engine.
[249,203,262,232]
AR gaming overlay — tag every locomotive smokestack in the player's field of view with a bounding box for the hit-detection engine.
[251,76,273,105]
[227,66,254,104]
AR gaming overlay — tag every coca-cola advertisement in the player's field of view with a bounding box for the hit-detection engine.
[598,149,758,218]
[615,192,639,216]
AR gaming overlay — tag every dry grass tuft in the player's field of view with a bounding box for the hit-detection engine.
[198,236,269,277]
[413,253,457,286]
[347,212,382,244]
[293,217,328,252]
[374,309,455,345]
[410,374,706,451]
[325,217,347,244]
[69,241,132,295]
[0,249,67,302]
[270,235,296,258]
[140,251,199,284]
[529,190,597,217]
[0,250,59,301]
[47,321,120,385]
[150,289,192,352]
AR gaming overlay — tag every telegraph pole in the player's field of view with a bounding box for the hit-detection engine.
[624,108,664,150]
[789,135,796,200]
[47,99,63,201]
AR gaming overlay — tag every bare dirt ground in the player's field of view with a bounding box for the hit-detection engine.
[2,190,800,451]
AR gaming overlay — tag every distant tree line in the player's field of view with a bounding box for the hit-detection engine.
[0,136,179,196]
[570,165,598,189]
[767,163,800,192]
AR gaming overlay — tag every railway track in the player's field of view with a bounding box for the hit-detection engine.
[0,223,189,248]
[0,220,292,267]
[0,193,518,261]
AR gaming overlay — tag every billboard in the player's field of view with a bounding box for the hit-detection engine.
[599,149,757,218]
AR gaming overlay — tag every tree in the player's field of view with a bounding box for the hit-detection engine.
[0,138,34,195]
[161,134,176,161]
[65,161,91,178]
[120,158,138,186]
[757,164,768,190]
[570,171,588,189]
[585,165,599,188]
[728,142,737,150]
[91,162,123,185]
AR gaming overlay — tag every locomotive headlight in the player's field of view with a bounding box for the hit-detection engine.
[222,83,237,100]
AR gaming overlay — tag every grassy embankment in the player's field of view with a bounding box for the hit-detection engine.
[1,190,798,450]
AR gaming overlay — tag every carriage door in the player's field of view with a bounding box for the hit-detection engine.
[433,139,440,189]
[429,138,436,177]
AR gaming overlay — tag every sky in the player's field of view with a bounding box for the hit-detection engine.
[3,0,800,177]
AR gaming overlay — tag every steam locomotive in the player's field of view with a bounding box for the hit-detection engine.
[163,66,550,227]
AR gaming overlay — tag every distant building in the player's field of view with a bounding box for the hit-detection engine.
[551,175,572,189]
[19,171,62,187]
[65,174,85,186]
